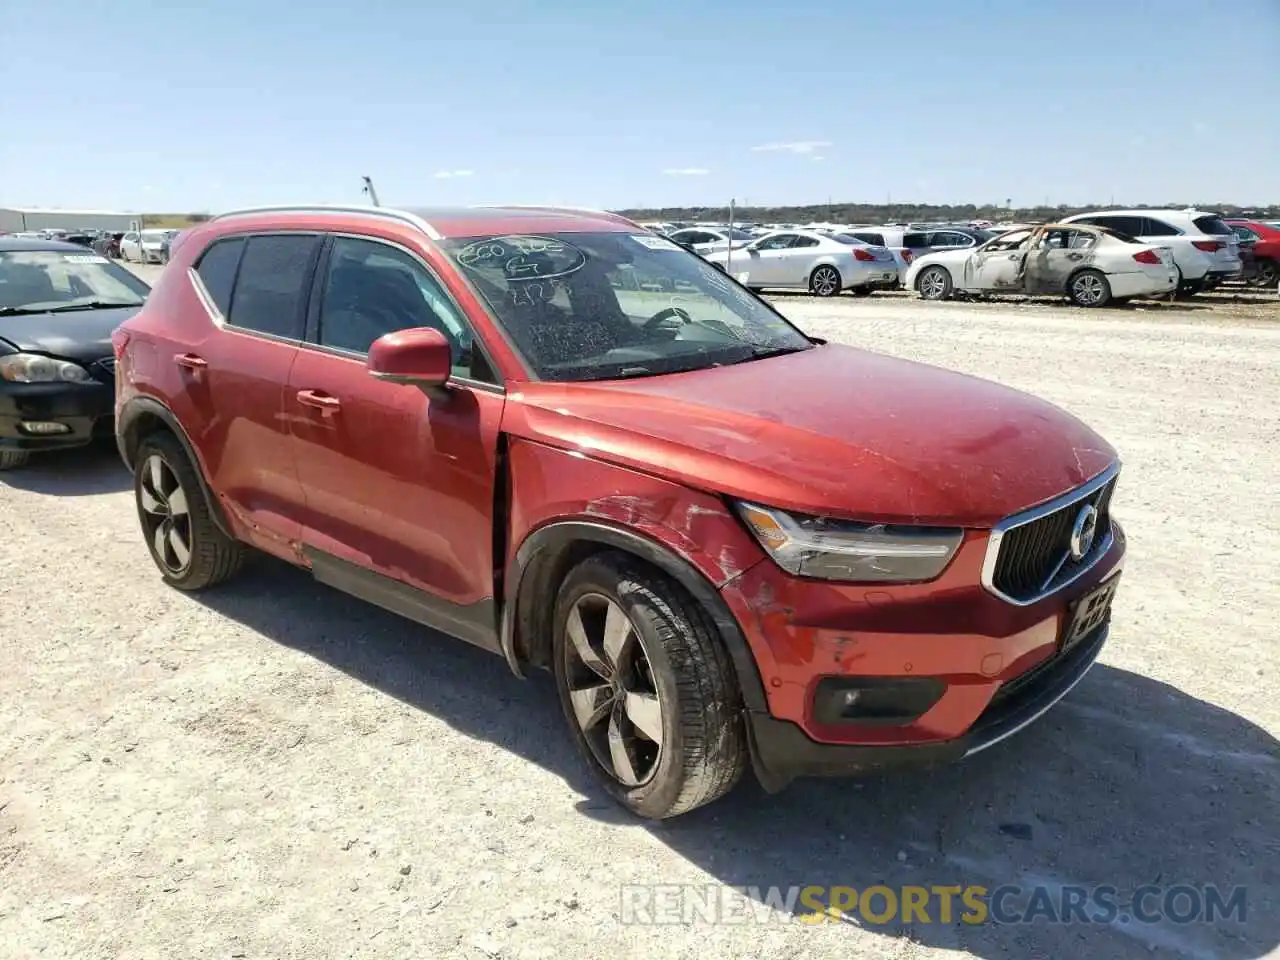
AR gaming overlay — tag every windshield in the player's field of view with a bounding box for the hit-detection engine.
[439,231,814,382]
[0,250,150,312]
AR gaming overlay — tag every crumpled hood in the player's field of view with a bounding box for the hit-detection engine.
[0,306,140,364]
[506,343,1116,526]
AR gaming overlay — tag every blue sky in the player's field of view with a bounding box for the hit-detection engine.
[2,0,1277,212]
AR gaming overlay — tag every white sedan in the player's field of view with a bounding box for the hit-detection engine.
[903,224,1179,307]
[703,230,900,297]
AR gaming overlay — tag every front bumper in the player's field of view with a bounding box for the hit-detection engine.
[0,380,115,451]
[720,521,1126,789]
[747,621,1109,790]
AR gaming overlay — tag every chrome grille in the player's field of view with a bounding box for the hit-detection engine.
[982,465,1119,605]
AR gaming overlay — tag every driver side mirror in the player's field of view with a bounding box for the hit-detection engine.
[367,327,452,393]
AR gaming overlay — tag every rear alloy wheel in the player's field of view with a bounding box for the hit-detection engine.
[809,265,843,297]
[1068,269,1111,308]
[0,449,32,471]
[135,432,245,590]
[553,553,746,819]
[1256,259,1279,288]
[916,265,953,300]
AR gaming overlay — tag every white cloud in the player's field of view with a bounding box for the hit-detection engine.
[433,169,474,179]
[811,156,825,162]
[751,140,831,155]
[662,167,710,176]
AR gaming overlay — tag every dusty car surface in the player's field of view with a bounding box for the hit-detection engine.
[112,204,1126,819]
[905,223,1178,306]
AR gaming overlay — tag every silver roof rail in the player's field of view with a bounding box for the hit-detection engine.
[210,204,440,239]
[473,204,643,228]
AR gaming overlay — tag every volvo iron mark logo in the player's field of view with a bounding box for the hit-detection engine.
[1069,504,1098,561]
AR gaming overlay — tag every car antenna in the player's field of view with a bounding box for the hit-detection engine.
[361,176,381,207]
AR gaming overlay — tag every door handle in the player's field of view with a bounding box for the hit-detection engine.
[174,353,207,371]
[296,389,341,413]
[1067,253,1084,261]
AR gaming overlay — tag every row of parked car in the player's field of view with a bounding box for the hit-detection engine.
[0,204,1129,819]
[645,209,1278,306]
[0,226,183,264]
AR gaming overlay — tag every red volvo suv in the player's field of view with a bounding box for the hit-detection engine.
[112,205,1125,819]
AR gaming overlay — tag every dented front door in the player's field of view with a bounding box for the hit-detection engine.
[970,245,1026,291]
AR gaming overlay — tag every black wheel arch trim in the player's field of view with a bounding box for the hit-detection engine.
[501,519,769,714]
[116,396,234,539]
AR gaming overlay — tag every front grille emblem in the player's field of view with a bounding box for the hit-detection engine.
[1068,504,1098,561]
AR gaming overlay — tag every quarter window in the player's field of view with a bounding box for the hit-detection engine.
[852,232,885,246]
[317,237,490,382]
[225,234,321,339]
[193,238,244,317]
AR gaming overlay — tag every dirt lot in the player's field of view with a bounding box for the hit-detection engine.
[2,266,1277,959]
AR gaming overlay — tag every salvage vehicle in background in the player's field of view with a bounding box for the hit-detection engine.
[1226,218,1280,288]
[112,204,1126,819]
[667,226,755,255]
[0,237,150,469]
[1062,209,1241,295]
[703,229,899,296]
[905,224,1178,307]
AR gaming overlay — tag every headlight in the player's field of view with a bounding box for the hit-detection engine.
[736,501,963,583]
[0,353,93,384]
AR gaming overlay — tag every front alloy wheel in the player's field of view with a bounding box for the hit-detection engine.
[917,265,952,300]
[563,593,665,787]
[139,454,193,576]
[553,553,747,819]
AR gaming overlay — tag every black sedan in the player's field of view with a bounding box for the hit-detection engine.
[0,237,151,470]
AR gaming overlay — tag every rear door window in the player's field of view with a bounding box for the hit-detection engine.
[903,232,929,249]
[194,237,245,317]
[1140,218,1179,237]
[790,236,820,249]
[851,232,885,246]
[226,234,322,340]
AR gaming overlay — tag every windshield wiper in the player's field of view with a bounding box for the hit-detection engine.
[43,301,143,313]
[0,306,56,316]
[726,344,811,365]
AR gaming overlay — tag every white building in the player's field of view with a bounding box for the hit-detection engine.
[0,207,140,233]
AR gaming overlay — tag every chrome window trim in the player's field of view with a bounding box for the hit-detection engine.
[979,460,1121,607]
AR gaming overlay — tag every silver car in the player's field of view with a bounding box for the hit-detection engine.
[703,229,899,297]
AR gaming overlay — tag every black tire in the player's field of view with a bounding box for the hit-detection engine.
[1067,269,1111,308]
[0,449,32,471]
[850,286,874,297]
[808,265,843,297]
[1256,258,1279,288]
[552,552,747,820]
[915,265,953,300]
[1175,267,1204,299]
[134,431,246,590]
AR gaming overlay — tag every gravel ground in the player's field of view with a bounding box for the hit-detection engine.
[2,265,1277,960]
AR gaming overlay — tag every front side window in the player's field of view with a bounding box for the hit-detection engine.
[982,229,1032,252]
[752,234,797,251]
[225,234,321,339]
[440,231,813,382]
[317,237,488,382]
[0,249,150,313]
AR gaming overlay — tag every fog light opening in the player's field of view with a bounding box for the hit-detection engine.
[18,421,72,436]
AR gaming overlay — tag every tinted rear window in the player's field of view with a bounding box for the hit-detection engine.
[1192,215,1233,236]
[194,238,245,316]
[903,232,929,249]
[226,234,321,339]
